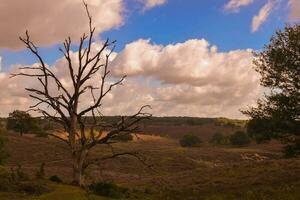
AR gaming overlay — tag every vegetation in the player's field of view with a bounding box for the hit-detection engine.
[243,24,300,156]
[179,134,201,147]
[229,131,251,146]
[210,132,229,145]
[49,175,62,183]
[89,182,129,198]
[0,125,8,165]
[6,110,36,136]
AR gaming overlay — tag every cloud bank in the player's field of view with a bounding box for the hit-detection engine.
[0,0,167,50]
[0,39,261,118]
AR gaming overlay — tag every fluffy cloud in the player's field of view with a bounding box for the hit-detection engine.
[111,39,261,118]
[224,0,255,12]
[251,1,274,32]
[0,39,261,118]
[0,0,124,49]
[289,0,300,20]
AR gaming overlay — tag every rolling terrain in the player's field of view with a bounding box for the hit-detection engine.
[2,120,300,200]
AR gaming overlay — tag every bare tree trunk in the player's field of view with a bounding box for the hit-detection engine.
[72,149,88,186]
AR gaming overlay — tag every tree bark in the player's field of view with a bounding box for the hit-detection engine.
[72,149,88,186]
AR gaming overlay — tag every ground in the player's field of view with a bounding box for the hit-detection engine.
[1,123,300,199]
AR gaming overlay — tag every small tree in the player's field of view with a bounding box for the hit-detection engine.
[6,110,35,136]
[180,134,201,147]
[210,132,225,145]
[243,24,300,156]
[11,3,151,186]
[229,131,251,146]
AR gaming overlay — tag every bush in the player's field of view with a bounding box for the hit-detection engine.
[89,181,129,198]
[0,166,14,192]
[210,132,226,144]
[18,181,50,195]
[49,175,62,183]
[36,163,45,179]
[283,140,300,158]
[0,134,8,165]
[179,134,201,147]
[229,131,251,146]
[0,166,49,195]
[114,133,133,142]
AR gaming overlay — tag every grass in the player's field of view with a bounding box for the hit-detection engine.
[2,129,300,200]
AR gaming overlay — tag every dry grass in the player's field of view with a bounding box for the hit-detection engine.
[3,128,300,199]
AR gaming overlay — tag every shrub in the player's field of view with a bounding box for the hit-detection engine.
[179,134,201,147]
[0,166,14,192]
[229,131,251,146]
[283,140,300,158]
[0,134,8,165]
[89,181,129,198]
[18,181,50,195]
[49,175,62,183]
[36,163,45,179]
[114,133,133,142]
[210,132,225,144]
[0,166,49,195]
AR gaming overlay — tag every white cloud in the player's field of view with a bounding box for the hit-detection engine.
[0,39,262,118]
[251,1,274,32]
[224,0,255,12]
[0,0,124,49]
[110,39,262,118]
[289,0,300,20]
[143,0,167,10]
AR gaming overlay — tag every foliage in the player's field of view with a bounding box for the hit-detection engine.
[215,118,247,128]
[243,24,300,156]
[18,181,50,195]
[210,132,227,145]
[36,163,46,179]
[229,131,251,146]
[49,175,62,183]
[0,133,8,165]
[89,181,129,198]
[179,134,201,147]
[6,110,36,136]
[113,133,133,142]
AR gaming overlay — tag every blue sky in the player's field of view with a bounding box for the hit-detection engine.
[0,0,297,118]
[0,0,290,70]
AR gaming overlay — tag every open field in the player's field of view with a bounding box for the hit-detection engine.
[1,123,300,200]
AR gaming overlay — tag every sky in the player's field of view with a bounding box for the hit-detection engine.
[0,0,299,118]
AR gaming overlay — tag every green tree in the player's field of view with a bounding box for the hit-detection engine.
[179,134,201,147]
[229,131,251,146]
[6,110,35,136]
[243,24,300,156]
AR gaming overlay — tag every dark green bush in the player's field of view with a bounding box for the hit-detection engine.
[210,132,227,144]
[0,134,8,165]
[113,133,133,142]
[18,181,50,195]
[179,134,201,147]
[36,163,45,179]
[49,175,62,183]
[89,181,129,198]
[229,131,251,146]
[283,140,300,158]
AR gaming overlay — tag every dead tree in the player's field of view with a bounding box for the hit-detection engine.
[11,2,151,186]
